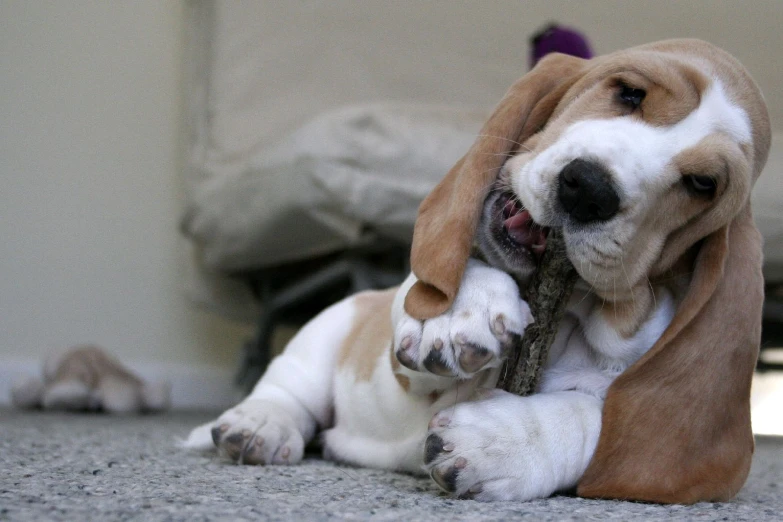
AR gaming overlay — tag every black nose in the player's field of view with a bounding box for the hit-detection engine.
[558,159,620,223]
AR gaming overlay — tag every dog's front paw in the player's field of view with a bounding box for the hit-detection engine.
[394,259,533,379]
[423,390,601,501]
[210,400,304,465]
[424,390,552,502]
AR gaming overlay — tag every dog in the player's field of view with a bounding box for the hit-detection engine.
[11,345,170,414]
[184,39,770,504]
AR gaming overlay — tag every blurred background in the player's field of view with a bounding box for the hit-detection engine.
[1,1,781,429]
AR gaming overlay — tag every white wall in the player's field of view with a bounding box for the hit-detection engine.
[0,1,252,408]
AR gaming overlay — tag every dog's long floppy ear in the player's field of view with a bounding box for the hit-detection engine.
[404,54,586,320]
[578,203,763,504]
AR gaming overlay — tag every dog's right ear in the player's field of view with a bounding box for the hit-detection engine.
[405,53,587,319]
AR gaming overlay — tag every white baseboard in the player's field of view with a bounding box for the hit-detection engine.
[7,356,778,435]
[1,358,245,410]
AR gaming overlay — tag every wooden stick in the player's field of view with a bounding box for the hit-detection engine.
[496,229,578,396]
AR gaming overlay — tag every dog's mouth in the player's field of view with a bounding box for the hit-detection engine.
[499,193,549,259]
[477,190,550,283]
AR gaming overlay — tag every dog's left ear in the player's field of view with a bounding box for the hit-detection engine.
[578,203,763,503]
[404,53,586,319]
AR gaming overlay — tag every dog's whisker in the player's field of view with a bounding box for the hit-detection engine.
[612,276,619,322]
[492,177,515,194]
[646,277,658,311]
[475,152,518,158]
[334,462,360,481]
[620,255,635,308]
[479,184,500,202]
[474,165,504,178]
[475,134,526,148]
[575,262,596,307]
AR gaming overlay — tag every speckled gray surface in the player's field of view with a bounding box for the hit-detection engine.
[1,410,781,521]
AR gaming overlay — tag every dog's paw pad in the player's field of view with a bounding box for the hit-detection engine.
[211,400,303,466]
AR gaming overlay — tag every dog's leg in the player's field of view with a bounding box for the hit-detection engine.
[423,388,603,501]
[392,258,533,393]
[315,261,532,473]
[419,284,673,500]
[182,296,357,465]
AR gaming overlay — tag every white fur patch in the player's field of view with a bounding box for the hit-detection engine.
[425,390,603,501]
[515,80,752,221]
[583,288,675,363]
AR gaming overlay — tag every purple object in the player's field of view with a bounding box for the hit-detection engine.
[530,23,593,68]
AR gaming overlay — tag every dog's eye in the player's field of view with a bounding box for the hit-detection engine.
[682,175,717,197]
[618,85,646,110]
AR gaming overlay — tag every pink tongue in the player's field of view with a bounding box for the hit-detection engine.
[503,210,547,253]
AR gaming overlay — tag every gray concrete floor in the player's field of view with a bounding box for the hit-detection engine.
[1,410,781,521]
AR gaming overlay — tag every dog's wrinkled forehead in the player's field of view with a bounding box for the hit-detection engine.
[561,40,770,178]
[540,78,752,198]
[514,41,770,213]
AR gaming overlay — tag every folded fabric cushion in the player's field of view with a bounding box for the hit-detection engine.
[181,103,487,271]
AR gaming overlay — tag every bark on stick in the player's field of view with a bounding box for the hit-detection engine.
[497,229,578,396]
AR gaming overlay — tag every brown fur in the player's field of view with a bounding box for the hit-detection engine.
[389,344,411,392]
[338,288,410,391]
[404,53,587,319]
[405,39,770,504]
[598,287,655,339]
[48,345,143,388]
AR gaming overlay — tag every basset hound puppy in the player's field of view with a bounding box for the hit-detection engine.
[184,39,770,504]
